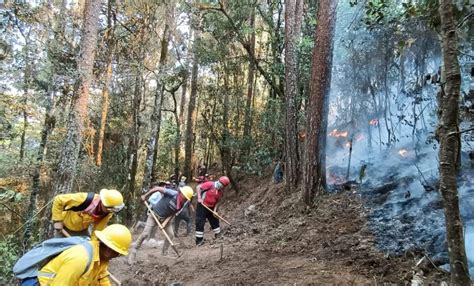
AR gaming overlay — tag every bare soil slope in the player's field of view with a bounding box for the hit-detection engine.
[111,176,447,285]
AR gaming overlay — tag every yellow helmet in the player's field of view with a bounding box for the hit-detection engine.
[95,224,132,255]
[100,189,124,211]
[180,186,193,201]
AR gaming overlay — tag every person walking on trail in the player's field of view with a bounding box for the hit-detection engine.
[18,224,131,286]
[52,189,124,238]
[128,184,194,264]
[195,176,230,246]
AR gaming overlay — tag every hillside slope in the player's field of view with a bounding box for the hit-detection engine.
[111,176,448,285]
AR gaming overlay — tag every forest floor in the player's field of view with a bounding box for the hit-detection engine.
[111,175,448,285]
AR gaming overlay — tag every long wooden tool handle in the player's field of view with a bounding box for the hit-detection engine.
[201,204,232,226]
[61,229,122,285]
[160,215,173,230]
[108,273,122,286]
[144,202,181,257]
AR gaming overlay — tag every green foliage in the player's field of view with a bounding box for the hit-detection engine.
[241,146,274,175]
[0,188,23,201]
[155,117,179,176]
[0,235,20,284]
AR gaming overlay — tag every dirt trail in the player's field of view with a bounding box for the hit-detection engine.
[111,176,447,285]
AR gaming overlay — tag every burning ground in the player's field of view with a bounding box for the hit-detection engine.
[325,118,474,274]
[110,175,449,284]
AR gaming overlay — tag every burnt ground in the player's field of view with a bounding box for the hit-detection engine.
[110,176,448,285]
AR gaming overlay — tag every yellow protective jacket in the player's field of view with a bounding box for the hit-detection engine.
[52,193,112,232]
[37,240,111,286]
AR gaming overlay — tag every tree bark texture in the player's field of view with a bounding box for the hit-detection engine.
[303,0,338,205]
[96,0,115,167]
[241,6,256,160]
[438,0,471,284]
[184,27,200,180]
[142,24,170,193]
[52,0,100,195]
[284,0,303,192]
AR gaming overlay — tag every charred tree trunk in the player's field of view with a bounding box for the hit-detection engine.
[96,0,115,167]
[52,0,100,195]
[437,0,470,284]
[184,26,200,180]
[284,0,303,192]
[303,0,337,205]
[142,23,170,193]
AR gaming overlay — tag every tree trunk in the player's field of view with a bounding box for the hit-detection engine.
[26,0,66,244]
[173,99,181,174]
[96,0,115,167]
[438,0,471,284]
[284,0,303,192]
[179,72,188,129]
[142,23,170,193]
[18,28,32,161]
[126,63,144,224]
[52,0,100,195]
[241,7,256,161]
[303,0,338,205]
[23,85,55,247]
[184,26,200,180]
[20,98,28,161]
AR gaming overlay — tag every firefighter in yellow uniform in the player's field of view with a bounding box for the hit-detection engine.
[36,224,131,286]
[52,189,124,237]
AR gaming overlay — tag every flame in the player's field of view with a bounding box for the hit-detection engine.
[345,141,351,148]
[329,129,348,138]
[398,149,409,157]
[369,118,379,125]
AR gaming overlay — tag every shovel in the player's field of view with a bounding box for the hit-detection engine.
[144,201,182,257]
[61,229,122,286]
[200,204,232,226]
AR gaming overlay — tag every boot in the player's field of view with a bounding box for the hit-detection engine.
[215,232,222,240]
[196,238,205,246]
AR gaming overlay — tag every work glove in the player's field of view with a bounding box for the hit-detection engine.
[53,221,64,230]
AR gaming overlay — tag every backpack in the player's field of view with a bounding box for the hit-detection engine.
[13,236,93,280]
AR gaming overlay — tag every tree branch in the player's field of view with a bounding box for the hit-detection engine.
[202,1,284,98]
[447,127,474,136]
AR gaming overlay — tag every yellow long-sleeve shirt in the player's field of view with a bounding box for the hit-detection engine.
[52,193,112,232]
[37,240,111,286]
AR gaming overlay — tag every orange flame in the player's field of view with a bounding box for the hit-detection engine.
[345,141,351,148]
[329,129,348,138]
[369,118,379,126]
[398,149,409,157]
